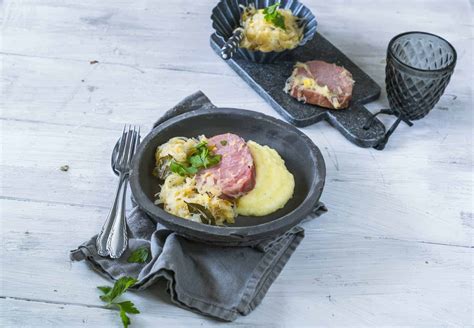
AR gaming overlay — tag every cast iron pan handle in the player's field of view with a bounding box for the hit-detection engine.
[151,91,326,214]
[152,91,217,129]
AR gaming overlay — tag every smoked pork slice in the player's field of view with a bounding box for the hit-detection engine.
[284,60,354,109]
[196,133,255,198]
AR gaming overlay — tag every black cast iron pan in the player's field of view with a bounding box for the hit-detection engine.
[129,107,326,246]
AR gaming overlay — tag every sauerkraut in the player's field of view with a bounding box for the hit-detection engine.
[240,5,302,52]
[156,174,235,225]
[154,136,236,225]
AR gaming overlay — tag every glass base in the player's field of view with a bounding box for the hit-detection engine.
[364,109,413,150]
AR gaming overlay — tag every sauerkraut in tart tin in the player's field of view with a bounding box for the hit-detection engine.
[211,0,317,63]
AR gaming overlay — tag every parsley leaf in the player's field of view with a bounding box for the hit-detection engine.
[169,160,198,176]
[195,140,207,149]
[189,153,205,168]
[97,277,140,328]
[204,154,221,168]
[97,286,112,294]
[117,300,140,314]
[127,247,151,264]
[117,301,140,328]
[193,141,221,169]
[169,141,221,176]
[169,160,188,176]
[119,309,131,328]
[263,2,279,15]
[271,13,286,30]
[220,140,228,146]
[263,2,286,30]
[99,276,137,303]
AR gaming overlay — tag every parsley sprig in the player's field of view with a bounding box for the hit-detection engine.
[127,246,151,264]
[97,277,140,328]
[170,140,222,177]
[263,2,286,30]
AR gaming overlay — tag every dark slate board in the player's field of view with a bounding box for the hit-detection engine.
[210,32,386,148]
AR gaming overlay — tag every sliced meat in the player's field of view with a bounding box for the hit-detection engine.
[196,133,255,198]
[284,60,354,109]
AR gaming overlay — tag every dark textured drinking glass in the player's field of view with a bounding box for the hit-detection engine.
[368,31,457,149]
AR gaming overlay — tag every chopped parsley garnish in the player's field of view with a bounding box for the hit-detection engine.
[97,277,139,328]
[189,141,222,169]
[220,140,228,146]
[170,160,198,176]
[169,141,221,177]
[263,2,286,30]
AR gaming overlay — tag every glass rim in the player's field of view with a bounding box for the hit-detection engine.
[388,31,457,73]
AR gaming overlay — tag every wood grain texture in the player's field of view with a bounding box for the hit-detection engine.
[1,0,472,327]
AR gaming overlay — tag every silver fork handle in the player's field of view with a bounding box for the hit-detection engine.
[96,174,128,257]
[106,173,129,258]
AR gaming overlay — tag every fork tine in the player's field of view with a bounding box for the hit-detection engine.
[126,125,135,160]
[128,126,136,161]
[119,125,133,167]
[117,125,127,157]
[133,126,140,157]
[133,126,140,152]
[134,125,139,148]
[126,126,138,167]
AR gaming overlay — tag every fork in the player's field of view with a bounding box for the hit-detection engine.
[96,125,140,258]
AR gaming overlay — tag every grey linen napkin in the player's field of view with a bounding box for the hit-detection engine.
[70,91,327,322]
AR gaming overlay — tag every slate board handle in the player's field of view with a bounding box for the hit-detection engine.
[220,28,244,60]
[364,109,414,150]
[324,103,387,148]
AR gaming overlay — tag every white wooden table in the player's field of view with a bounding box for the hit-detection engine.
[1,0,472,326]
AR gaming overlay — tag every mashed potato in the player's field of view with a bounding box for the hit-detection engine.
[237,141,295,216]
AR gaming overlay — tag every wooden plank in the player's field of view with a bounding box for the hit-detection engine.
[2,0,472,132]
[1,198,471,326]
[1,118,471,246]
[0,298,225,328]
[0,54,270,131]
[1,0,472,326]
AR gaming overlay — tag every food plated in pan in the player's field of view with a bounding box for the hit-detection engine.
[153,133,295,225]
[129,108,325,245]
